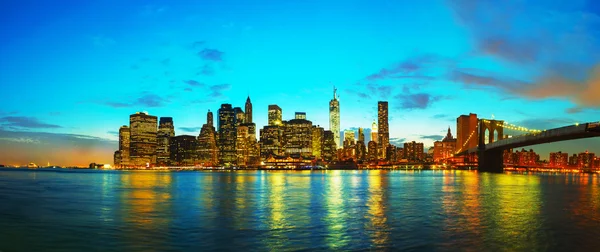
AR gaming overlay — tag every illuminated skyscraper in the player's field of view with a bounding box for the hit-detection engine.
[356,128,366,162]
[156,117,175,166]
[234,107,245,126]
[268,105,282,126]
[322,130,337,161]
[368,141,378,161]
[329,87,340,148]
[236,125,250,166]
[260,126,284,159]
[283,117,313,157]
[245,96,253,124]
[371,120,378,143]
[218,104,237,165]
[404,141,424,162]
[197,110,218,166]
[312,126,324,159]
[457,113,478,152]
[295,112,306,120]
[129,112,158,167]
[119,125,130,167]
[378,101,389,159]
[343,130,355,148]
[169,135,197,166]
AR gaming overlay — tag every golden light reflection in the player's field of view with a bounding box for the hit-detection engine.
[366,170,389,246]
[325,170,348,249]
[268,172,287,230]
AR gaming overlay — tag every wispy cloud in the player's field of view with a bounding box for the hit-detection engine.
[198,49,224,61]
[192,41,206,48]
[179,127,201,133]
[390,137,407,146]
[420,134,444,141]
[101,93,169,108]
[184,80,204,87]
[0,116,61,129]
[106,131,119,137]
[198,64,215,76]
[393,93,443,110]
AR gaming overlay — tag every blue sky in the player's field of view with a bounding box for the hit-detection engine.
[1,0,600,165]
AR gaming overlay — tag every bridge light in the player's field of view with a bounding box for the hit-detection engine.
[576,123,580,126]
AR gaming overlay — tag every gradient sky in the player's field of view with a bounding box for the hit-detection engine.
[1,0,600,166]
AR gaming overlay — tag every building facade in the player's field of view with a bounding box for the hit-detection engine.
[378,101,389,160]
[197,110,218,167]
[218,104,237,165]
[457,113,478,152]
[129,112,158,167]
[312,126,324,159]
[549,151,568,168]
[260,126,284,159]
[169,135,197,166]
[156,117,175,166]
[433,128,457,162]
[404,141,424,162]
[329,87,340,148]
[283,118,313,158]
[268,105,282,126]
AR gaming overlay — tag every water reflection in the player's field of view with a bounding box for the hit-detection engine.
[1,169,600,251]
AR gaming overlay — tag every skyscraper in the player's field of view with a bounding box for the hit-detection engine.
[260,126,284,159]
[371,120,378,143]
[356,128,367,162]
[234,107,245,126]
[268,105,282,126]
[218,104,237,165]
[197,110,218,166]
[156,117,175,166]
[118,125,130,167]
[329,87,340,148]
[457,113,479,152]
[169,135,197,166]
[343,130,355,147]
[245,96,253,124]
[312,126,324,159]
[283,117,313,157]
[322,130,337,162]
[295,112,306,120]
[129,112,158,167]
[378,101,389,160]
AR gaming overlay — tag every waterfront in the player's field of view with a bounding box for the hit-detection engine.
[0,169,599,251]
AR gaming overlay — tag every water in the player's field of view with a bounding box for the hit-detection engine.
[0,169,599,251]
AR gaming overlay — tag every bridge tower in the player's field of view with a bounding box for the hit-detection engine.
[478,119,505,173]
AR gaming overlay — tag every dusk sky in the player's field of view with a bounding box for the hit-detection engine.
[1,0,600,166]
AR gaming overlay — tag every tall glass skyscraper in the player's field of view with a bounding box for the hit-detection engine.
[218,104,237,165]
[378,101,389,160]
[156,117,175,166]
[129,112,158,167]
[329,87,340,148]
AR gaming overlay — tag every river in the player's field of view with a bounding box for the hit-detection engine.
[0,168,598,251]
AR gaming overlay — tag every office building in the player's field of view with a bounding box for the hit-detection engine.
[283,117,313,158]
[549,151,568,168]
[433,128,457,162]
[368,141,378,161]
[115,125,130,167]
[312,126,324,159]
[295,112,306,120]
[218,104,237,165]
[404,141,424,162]
[236,125,250,166]
[169,135,197,166]
[356,128,366,162]
[156,117,175,166]
[343,130,355,148]
[578,151,595,169]
[378,101,389,159]
[457,113,478,152]
[197,110,219,166]
[245,96,253,124]
[268,105,282,126]
[234,107,245,126]
[260,126,284,159]
[371,121,378,143]
[329,87,340,148]
[129,112,158,167]
[322,130,337,162]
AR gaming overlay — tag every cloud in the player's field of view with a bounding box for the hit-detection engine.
[184,88,193,92]
[101,93,169,108]
[432,114,450,119]
[136,94,167,107]
[141,5,167,16]
[104,102,131,108]
[345,89,371,99]
[92,35,116,47]
[512,118,575,131]
[184,80,204,87]
[420,134,444,141]
[566,107,584,114]
[366,54,450,81]
[393,93,443,110]
[0,116,61,129]
[107,131,119,137]
[179,127,201,133]
[198,49,224,61]
[210,83,231,92]
[447,0,599,64]
[390,137,407,146]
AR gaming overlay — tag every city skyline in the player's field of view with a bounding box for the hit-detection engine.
[1,0,600,165]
